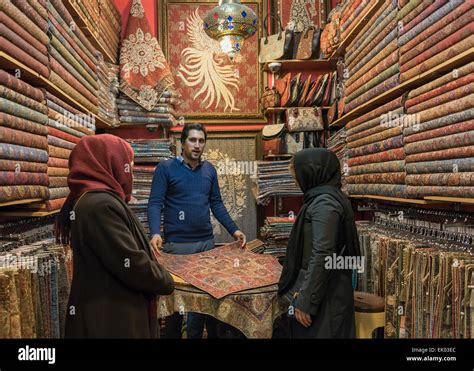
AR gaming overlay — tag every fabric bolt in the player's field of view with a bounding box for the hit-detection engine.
[0,112,48,136]
[47,135,76,150]
[119,116,174,125]
[401,35,474,82]
[401,24,474,73]
[0,22,49,66]
[0,36,49,77]
[349,127,402,150]
[47,145,71,160]
[0,171,48,186]
[0,185,49,202]
[345,74,399,113]
[47,119,86,139]
[49,72,98,114]
[400,10,473,66]
[406,186,474,198]
[400,0,435,27]
[405,145,474,163]
[347,107,404,137]
[341,2,371,39]
[47,167,69,177]
[398,0,464,46]
[347,96,404,130]
[46,126,80,144]
[348,135,404,158]
[45,198,66,212]
[0,97,50,130]
[346,64,399,103]
[405,131,474,155]
[416,95,474,124]
[0,10,47,56]
[15,269,35,339]
[44,91,87,118]
[117,111,173,119]
[2,270,21,338]
[405,120,474,144]
[48,177,67,188]
[11,0,48,32]
[0,0,49,45]
[347,147,405,167]
[0,143,48,163]
[404,108,474,136]
[0,70,44,103]
[47,187,69,200]
[397,0,425,20]
[47,157,68,168]
[347,172,405,184]
[47,108,95,137]
[406,158,474,175]
[347,184,407,197]
[28,0,48,19]
[118,106,175,114]
[0,86,47,115]
[45,100,94,130]
[406,71,474,109]
[0,126,48,150]
[0,159,47,173]
[348,119,402,145]
[348,160,405,176]
[406,172,474,186]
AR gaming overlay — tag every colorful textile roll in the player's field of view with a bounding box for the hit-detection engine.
[404,108,474,136]
[0,70,44,103]
[11,0,48,32]
[0,171,48,186]
[48,187,69,200]
[405,120,474,144]
[347,147,405,167]
[47,119,86,139]
[0,159,47,173]
[47,108,95,136]
[45,126,80,144]
[48,177,67,188]
[405,131,474,155]
[0,86,47,115]
[347,96,404,130]
[406,172,474,186]
[347,172,406,184]
[0,37,49,77]
[0,126,48,150]
[416,95,473,124]
[406,186,474,198]
[0,185,49,202]
[405,145,474,163]
[47,157,68,168]
[0,11,47,55]
[347,184,407,198]
[346,64,399,103]
[44,198,66,211]
[47,145,71,160]
[348,135,404,158]
[0,112,48,136]
[0,143,48,163]
[47,136,75,151]
[348,160,406,176]
[406,158,474,174]
[348,127,402,149]
[399,0,435,28]
[0,97,48,125]
[47,167,69,177]
[347,107,404,137]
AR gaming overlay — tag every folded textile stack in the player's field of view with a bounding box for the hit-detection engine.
[357,221,474,339]
[403,62,474,198]
[69,0,121,63]
[339,0,372,41]
[398,0,473,83]
[343,0,399,114]
[328,127,348,194]
[46,0,99,114]
[345,96,407,198]
[117,93,178,127]
[44,90,95,211]
[127,139,173,164]
[254,160,302,205]
[0,0,50,77]
[96,55,120,126]
[0,70,50,204]
[131,166,155,202]
[260,217,294,258]
[0,239,70,339]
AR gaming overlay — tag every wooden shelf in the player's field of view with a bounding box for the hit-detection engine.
[424,196,474,205]
[349,195,439,205]
[0,51,112,129]
[0,209,60,217]
[265,106,330,115]
[64,0,117,64]
[330,48,474,128]
[0,198,44,208]
[263,59,336,73]
[329,0,386,60]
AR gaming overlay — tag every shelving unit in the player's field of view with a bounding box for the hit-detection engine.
[0,52,113,129]
[263,59,336,73]
[0,209,60,217]
[330,48,474,128]
[349,195,439,205]
[424,196,474,205]
[0,199,44,208]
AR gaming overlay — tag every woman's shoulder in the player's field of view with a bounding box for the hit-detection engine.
[306,193,344,216]
[75,190,126,215]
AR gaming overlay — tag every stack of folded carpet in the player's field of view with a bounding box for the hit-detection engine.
[68,0,121,63]
[0,70,50,204]
[127,139,173,164]
[403,62,474,198]
[96,55,120,126]
[398,0,473,83]
[131,166,156,202]
[254,160,302,205]
[0,239,70,339]
[339,0,373,41]
[328,127,348,194]
[46,0,99,114]
[44,91,95,211]
[0,0,50,77]
[117,93,178,127]
[260,217,294,258]
[343,0,399,114]
[346,96,407,198]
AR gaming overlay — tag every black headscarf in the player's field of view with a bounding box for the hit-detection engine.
[278,148,361,295]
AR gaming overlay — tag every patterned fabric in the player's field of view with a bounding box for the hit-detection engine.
[348,135,404,158]
[44,198,66,212]
[416,95,473,124]
[397,0,425,20]
[346,96,403,130]
[347,184,406,197]
[399,0,435,27]
[47,167,69,177]
[406,172,474,186]
[48,187,69,200]
[119,0,174,111]
[45,100,94,131]
[407,186,474,198]
[347,172,405,184]
[404,131,474,155]
[406,145,474,163]
[47,157,68,168]
[404,108,474,136]
[0,86,47,115]
[46,127,80,144]
[405,120,474,144]
[48,177,67,188]
[348,107,404,137]
[347,147,405,166]
[346,64,399,103]
[348,127,402,149]
[47,119,86,139]
[348,160,405,176]
[158,283,285,338]
[0,36,49,77]
[0,159,47,173]
[0,97,48,125]
[0,185,49,202]
[0,143,48,163]
[0,171,48,186]
[47,135,75,150]
[406,158,474,174]
[47,145,71,160]
[0,70,44,103]
[0,126,48,150]
[11,0,48,32]
[346,74,399,113]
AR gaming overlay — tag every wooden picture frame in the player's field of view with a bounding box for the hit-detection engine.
[158,0,267,124]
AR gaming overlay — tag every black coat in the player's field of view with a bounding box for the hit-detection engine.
[294,193,355,338]
[65,190,174,338]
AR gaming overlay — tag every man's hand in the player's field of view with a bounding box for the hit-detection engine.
[295,308,312,328]
[233,230,246,248]
[150,235,163,258]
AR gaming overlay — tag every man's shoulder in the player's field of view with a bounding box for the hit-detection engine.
[157,158,178,169]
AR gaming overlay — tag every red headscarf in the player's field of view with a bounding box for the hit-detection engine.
[56,134,135,244]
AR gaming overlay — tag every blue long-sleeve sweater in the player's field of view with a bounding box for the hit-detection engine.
[147,157,239,242]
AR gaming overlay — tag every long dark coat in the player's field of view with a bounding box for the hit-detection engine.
[64,190,174,338]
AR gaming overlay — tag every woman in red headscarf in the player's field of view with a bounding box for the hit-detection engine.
[56,134,174,338]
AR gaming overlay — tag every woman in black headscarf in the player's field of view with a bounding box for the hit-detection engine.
[278,148,361,338]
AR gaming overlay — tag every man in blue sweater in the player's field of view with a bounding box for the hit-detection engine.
[148,123,246,338]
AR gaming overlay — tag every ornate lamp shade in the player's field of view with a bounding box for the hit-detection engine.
[203,0,257,62]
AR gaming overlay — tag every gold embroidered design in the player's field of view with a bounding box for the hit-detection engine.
[130,0,145,18]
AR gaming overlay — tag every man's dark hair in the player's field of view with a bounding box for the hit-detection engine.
[180,123,207,144]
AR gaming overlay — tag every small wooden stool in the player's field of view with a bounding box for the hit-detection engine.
[354,291,385,339]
